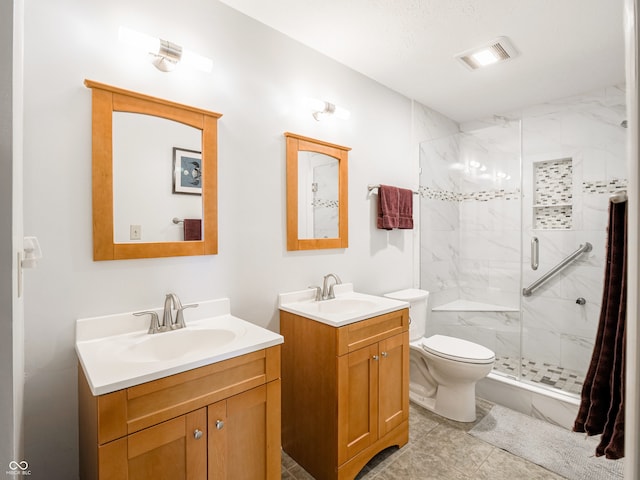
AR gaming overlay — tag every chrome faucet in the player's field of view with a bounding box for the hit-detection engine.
[133,293,199,335]
[321,273,342,300]
[308,286,322,301]
[164,293,199,330]
[133,310,165,334]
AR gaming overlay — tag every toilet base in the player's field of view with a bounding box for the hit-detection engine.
[409,390,436,412]
[410,382,477,423]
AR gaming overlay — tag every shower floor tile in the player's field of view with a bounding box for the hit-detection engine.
[494,356,585,395]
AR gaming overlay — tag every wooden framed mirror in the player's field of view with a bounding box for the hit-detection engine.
[85,80,221,260]
[285,132,349,250]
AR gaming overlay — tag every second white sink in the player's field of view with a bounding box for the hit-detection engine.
[312,298,379,315]
[278,283,409,327]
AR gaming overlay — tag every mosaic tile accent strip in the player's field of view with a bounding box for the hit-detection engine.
[493,356,584,396]
[582,178,628,194]
[419,186,462,201]
[419,186,520,202]
[534,158,573,205]
[311,198,339,208]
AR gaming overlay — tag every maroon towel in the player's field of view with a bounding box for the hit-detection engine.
[573,200,626,459]
[377,185,399,229]
[183,219,202,241]
[398,188,414,229]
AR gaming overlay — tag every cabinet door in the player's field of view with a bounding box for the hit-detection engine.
[337,343,379,465]
[208,382,281,480]
[99,408,207,480]
[378,332,409,437]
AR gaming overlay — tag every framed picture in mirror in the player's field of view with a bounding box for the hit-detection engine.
[173,147,202,195]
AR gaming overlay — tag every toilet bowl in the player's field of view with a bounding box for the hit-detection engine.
[384,289,495,422]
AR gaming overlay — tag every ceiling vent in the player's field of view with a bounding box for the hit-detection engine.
[455,36,519,70]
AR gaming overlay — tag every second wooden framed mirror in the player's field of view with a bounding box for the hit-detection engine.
[285,132,350,251]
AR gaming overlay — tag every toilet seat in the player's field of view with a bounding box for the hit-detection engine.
[419,335,494,365]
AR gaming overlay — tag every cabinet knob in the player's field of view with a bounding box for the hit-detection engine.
[215,420,225,430]
[372,355,379,361]
[193,429,203,440]
[381,351,388,358]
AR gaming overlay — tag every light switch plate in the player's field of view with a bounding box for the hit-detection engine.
[130,225,141,240]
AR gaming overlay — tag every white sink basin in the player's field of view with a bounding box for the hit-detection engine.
[76,298,283,395]
[310,298,379,315]
[117,326,242,363]
[278,283,409,327]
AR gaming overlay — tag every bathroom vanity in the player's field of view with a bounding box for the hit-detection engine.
[279,285,410,480]
[76,299,283,480]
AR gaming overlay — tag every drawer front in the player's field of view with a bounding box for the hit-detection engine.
[95,346,280,444]
[336,309,408,356]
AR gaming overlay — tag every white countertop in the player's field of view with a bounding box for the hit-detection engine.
[76,298,283,396]
[278,283,409,327]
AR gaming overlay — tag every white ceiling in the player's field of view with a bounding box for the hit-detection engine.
[218,0,626,123]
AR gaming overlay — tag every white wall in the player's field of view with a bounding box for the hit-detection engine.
[20,0,452,476]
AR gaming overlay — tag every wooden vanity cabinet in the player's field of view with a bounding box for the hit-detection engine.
[78,346,281,480]
[280,308,410,480]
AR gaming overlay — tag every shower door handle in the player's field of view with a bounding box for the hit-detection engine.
[531,237,539,270]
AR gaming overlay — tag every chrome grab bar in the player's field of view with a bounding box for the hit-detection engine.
[522,242,592,297]
[531,237,539,270]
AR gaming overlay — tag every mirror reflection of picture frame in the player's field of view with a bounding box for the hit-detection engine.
[173,147,202,195]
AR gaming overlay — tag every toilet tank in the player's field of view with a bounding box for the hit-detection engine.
[384,289,429,341]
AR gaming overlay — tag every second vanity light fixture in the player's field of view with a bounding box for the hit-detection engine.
[119,26,213,73]
[307,97,351,121]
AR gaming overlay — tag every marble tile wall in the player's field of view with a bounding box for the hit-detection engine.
[419,85,627,384]
[521,85,626,372]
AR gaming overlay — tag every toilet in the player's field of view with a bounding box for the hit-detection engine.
[384,289,495,422]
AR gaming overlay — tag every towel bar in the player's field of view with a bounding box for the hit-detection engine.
[367,184,419,195]
[610,190,627,203]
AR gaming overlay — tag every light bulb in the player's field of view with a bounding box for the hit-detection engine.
[119,26,160,54]
[182,48,213,73]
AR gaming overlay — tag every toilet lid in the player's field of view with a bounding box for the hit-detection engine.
[421,335,495,364]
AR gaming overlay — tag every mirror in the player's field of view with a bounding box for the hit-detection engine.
[112,112,203,243]
[285,132,349,250]
[85,79,221,260]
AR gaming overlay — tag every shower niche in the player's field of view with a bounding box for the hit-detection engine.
[532,158,573,230]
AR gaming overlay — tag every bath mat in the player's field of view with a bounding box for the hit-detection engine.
[468,405,623,480]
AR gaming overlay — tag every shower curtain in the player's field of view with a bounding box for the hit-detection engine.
[573,199,627,459]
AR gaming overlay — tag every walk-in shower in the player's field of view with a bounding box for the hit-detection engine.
[418,85,627,417]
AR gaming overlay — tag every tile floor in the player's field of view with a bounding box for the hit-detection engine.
[493,356,585,396]
[281,399,567,480]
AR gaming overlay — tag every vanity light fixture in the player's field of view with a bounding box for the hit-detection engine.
[307,97,351,121]
[118,26,213,73]
[455,36,518,70]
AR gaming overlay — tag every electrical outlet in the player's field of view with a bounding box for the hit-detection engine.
[130,225,142,240]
